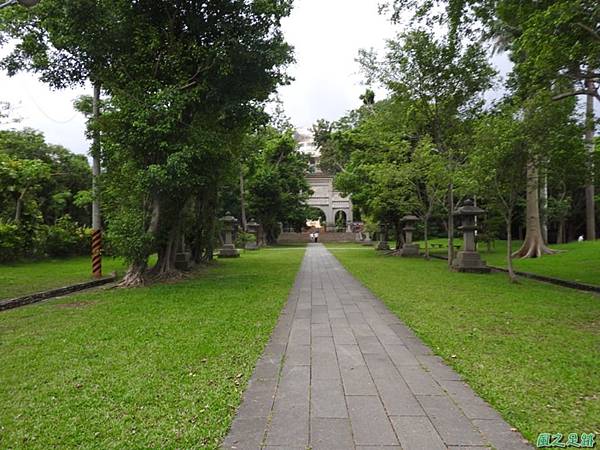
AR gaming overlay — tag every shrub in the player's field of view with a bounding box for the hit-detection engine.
[0,222,25,263]
[45,215,90,257]
[235,231,255,248]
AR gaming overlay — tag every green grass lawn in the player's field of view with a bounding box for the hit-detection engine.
[0,248,304,449]
[416,238,600,286]
[328,245,600,444]
[0,256,128,300]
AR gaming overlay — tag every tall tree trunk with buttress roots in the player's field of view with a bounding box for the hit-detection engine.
[584,78,596,240]
[120,196,161,286]
[513,161,556,258]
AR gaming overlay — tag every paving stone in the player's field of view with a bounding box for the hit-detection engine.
[473,419,533,450]
[402,337,434,355]
[312,311,330,324]
[347,396,399,446]
[396,366,443,396]
[328,308,346,318]
[234,378,277,418]
[340,364,377,395]
[417,395,486,446]
[266,366,309,447]
[333,327,357,345]
[311,322,333,337]
[390,415,446,450]
[330,317,351,329]
[311,418,354,450]
[252,358,280,380]
[311,378,348,418]
[416,355,462,381]
[356,335,386,354]
[363,353,425,417]
[288,327,310,345]
[383,343,420,367]
[312,352,341,380]
[350,322,376,337]
[221,416,266,449]
[284,344,310,366]
[336,344,365,369]
[356,446,402,450]
[439,380,502,420]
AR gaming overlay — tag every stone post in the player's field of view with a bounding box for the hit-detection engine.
[219,212,240,258]
[245,219,259,251]
[452,199,490,272]
[400,215,420,257]
[376,223,390,251]
[174,234,192,270]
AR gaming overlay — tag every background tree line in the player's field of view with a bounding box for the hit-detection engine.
[314,0,598,279]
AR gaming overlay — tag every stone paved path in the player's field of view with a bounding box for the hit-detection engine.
[222,244,532,450]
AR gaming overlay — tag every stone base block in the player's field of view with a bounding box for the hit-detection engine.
[401,244,420,257]
[174,251,192,270]
[376,241,390,251]
[452,251,490,273]
[245,242,259,251]
[219,245,240,258]
[362,239,373,246]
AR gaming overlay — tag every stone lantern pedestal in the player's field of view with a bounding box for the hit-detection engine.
[174,236,192,270]
[245,219,259,251]
[400,215,420,257]
[219,212,240,258]
[452,200,490,273]
[362,232,373,246]
[376,224,390,251]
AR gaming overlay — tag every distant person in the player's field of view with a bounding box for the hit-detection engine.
[314,230,319,243]
[309,232,315,242]
[578,235,584,242]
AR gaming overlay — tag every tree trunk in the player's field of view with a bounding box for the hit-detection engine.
[447,183,454,266]
[506,217,518,282]
[541,170,548,244]
[557,219,565,244]
[394,218,403,250]
[240,169,247,231]
[584,79,596,240]
[91,83,102,232]
[14,189,26,224]
[120,261,147,287]
[513,161,556,258]
[153,226,179,277]
[120,195,160,287]
[424,216,430,260]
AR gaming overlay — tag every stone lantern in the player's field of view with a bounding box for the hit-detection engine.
[174,235,192,270]
[400,215,420,257]
[376,223,390,251]
[452,199,490,272]
[219,212,240,258]
[245,219,260,251]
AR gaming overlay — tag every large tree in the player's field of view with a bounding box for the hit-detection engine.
[359,29,495,264]
[1,1,294,284]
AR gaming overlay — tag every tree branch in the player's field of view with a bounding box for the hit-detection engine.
[552,89,588,101]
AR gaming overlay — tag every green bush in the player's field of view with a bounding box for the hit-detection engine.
[235,231,255,248]
[45,216,90,257]
[0,222,25,263]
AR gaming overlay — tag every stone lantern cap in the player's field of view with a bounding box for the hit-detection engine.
[401,215,419,223]
[247,218,259,230]
[454,199,485,217]
[221,211,238,223]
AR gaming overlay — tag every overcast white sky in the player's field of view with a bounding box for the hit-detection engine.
[0,0,511,156]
